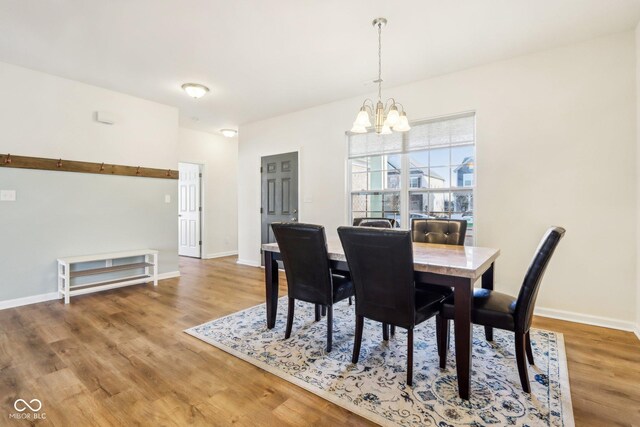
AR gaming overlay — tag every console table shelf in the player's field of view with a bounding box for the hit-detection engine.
[57,249,158,304]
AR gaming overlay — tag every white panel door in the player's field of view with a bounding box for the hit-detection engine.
[178,163,201,258]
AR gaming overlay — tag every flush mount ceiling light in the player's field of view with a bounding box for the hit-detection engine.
[351,18,410,135]
[220,129,237,138]
[181,83,209,99]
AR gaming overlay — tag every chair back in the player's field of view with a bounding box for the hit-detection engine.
[353,217,397,228]
[411,218,467,245]
[514,226,566,332]
[337,226,416,329]
[358,219,392,228]
[271,223,333,305]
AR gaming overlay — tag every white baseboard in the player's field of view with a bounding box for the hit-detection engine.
[0,292,60,310]
[236,258,261,268]
[634,324,640,341]
[535,306,638,333]
[158,271,181,280]
[203,251,238,259]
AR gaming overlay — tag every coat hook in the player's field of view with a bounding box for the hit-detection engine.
[3,153,11,164]
[100,162,105,171]
[166,169,172,177]
[57,158,63,168]
[136,166,141,175]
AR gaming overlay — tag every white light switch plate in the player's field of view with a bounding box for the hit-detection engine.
[164,194,171,203]
[0,190,16,201]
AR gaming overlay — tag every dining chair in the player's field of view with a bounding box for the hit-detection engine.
[337,226,447,386]
[436,226,566,393]
[271,223,355,352]
[411,218,467,245]
[358,219,393,228]
[353,217,397,228]
[410,218,468,333]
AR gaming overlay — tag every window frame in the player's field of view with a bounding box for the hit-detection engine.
[346,112,476,244]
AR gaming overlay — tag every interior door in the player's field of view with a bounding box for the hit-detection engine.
[261,152,298,261]
[178,162,201,258]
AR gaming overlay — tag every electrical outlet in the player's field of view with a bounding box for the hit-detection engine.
[0,190,16,202]
[164,195,171,203]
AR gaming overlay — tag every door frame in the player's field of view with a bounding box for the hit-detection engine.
[178,161,204,259]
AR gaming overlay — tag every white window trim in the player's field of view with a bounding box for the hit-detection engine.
[345,112,476,242]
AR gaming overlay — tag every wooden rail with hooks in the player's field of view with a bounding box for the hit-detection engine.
[0,153,178,179]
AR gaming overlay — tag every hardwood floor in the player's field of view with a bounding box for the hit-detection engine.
[1,256,638,426]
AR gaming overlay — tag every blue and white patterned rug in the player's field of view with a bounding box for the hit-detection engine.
[185,298,574,426]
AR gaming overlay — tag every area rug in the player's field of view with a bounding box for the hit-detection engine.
[185,298,574,426]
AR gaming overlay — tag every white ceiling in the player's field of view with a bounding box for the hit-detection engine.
[1,0,639,135]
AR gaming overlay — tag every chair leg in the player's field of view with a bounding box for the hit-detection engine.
[484,326,493,342]
[348,297,352,306]
[382,322,389,341]
[407,328,414,386]
[326,305,333,352]
[285,297,295,339]
[525,331,534,365]
[321,305,327,316]
[390,325,396,336]
[314,304,321,322]
[515,332,531,393]
[436,315,449,369]
[352,315,364,363]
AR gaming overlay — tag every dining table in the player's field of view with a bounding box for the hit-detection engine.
[261,238,500,400]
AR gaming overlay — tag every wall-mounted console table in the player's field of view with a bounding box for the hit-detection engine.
[57,249,158,304]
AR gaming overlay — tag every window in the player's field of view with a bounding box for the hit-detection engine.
[348,113,475,244]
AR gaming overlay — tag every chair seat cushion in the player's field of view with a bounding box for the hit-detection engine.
[331,274,355,302]
[415,289,447,324]
[441,289,517,330]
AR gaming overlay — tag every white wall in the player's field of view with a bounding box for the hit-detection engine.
[239,31,637,324]
[178,128,239,258]
[0,62,178,168]
[0,62,180,305]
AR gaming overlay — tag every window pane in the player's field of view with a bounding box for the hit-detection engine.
[408,168,429,189]
[451,165,474,188]
[351,155,402,191]
[450,191,474,244]
[428,166,450,188]
[428,192,451,218]
[428,148,449,167]
[351,192,400,219]
[451,145,474,165]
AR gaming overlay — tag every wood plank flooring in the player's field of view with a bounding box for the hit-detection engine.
[0,256,638,426]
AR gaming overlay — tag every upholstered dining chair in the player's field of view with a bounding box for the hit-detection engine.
[337,226,447,386]
[353,217,397,228]
[411,218,467,245]
[271,223,355,353]
[410,218,469,319]
[436,226,566,393]
[358,219,393,228]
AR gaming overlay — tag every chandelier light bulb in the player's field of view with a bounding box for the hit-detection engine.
[386,106,400,127]
[355,109,372,127]
[392,112,411,132]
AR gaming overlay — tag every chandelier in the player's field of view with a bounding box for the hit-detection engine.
[351,18,410,135]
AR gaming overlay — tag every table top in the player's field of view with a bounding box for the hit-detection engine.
[262,238,499,279]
